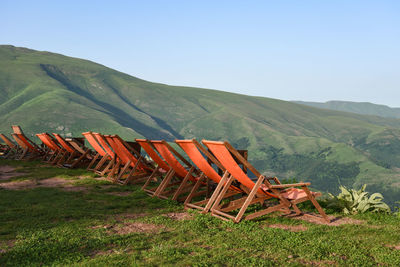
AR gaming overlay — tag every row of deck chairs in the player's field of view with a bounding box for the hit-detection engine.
[0,126,330,223]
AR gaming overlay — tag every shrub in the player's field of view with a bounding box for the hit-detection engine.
[327,184,391,214]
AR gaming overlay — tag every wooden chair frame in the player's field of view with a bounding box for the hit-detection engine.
[103,135,152,184]
[36,133,66,165]
[82,132,114,175]
[202,140,330,223]
[0,133,20,159]
[52,133,92,168]
[141,140,206,202]
[175,139,245,213]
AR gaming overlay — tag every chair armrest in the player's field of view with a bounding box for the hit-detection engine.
[269,182,311,188]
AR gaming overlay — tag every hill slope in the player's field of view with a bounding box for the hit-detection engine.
[294,100,400,119]
[1,45,400,204]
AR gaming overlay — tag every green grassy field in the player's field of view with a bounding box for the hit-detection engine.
[1,44,400,205]
[0,160,399,266]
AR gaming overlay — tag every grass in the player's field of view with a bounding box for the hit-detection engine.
[0,160,399,266]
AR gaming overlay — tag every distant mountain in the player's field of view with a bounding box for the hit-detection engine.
[1,45,400,205]
[294,100,400,119]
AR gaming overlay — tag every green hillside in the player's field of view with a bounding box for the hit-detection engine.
[1,45,400,205]
[294,100,400,119]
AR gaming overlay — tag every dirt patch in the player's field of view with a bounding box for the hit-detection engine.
[106,191,132,196]
[0,165,26,181]
[0,177,88,192]
[116,213,148,220]
[0,240,16,254]
[285,212,364,226]
[38,177,70,187]
[163,212,192,221]
[0,166,16,173]
[267,224,307,232]
[111,222,165,234]
[296,258,337,266]
[62,186,88,192]
[385,244,400,250]
[0,180,36,190]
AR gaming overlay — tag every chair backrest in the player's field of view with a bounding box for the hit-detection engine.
[36,133,61,152]
[103,135,128,163]
[175,139,225,184]
[202,140,274,197]
[11,125,39,149]
[11,125,23,134]
[82,132,107,156]
[0,133,16,148]
[93,133,115,158]
[52,133,75,153]
[136,139,170,171]
[14,133,38,152]
[151,140,195,180]
[12,134,28,149]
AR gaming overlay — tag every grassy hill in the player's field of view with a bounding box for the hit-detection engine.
[1,45,400,205]
[294,100,400,119]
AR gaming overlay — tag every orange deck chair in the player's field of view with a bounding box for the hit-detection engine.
[103,135,152,184]
[0,133,19,158]
[36,133,66,165]
[136,139,173,195]
[11,130,43,160]
[176,139,245,213]
[143,140,206,201]
[93,132,118,176]
[202,140,330,223]
[82,131,113,174]
[52,133,92,168]
[11,125,41,150]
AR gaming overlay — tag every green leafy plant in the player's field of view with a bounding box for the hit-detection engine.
[327,184,391,214]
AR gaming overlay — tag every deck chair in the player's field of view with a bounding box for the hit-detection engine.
[36,133,66,165]
[11,133,43,160]
[176,139,245,213]
[0,133,19,158]
[136,139,173,195]
[11,125,40,150]
[142,140,206,201]
[103,135,153,184]
[202,140,330,223]
[53,133,92,168]
[82,132,114,175]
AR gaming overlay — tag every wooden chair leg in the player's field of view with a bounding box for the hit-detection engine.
[71,149,90,168]
[117,160,132,182]
[100,158,115,176]
[142,168,161,191]
[123,158,143,185]
[201,171,231,213]
[171,167,195,201]
[302,186,330,223]
[87,153,100,170]
[211,174,235,212]
[153,170,175,197]
[94,154,109,172]
[233,175,265,223]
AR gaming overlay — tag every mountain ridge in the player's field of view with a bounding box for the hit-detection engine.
[294,100,400,119]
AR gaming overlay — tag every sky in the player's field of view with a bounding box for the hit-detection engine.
[2,0,400,107]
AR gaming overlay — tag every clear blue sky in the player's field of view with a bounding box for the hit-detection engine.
[2,0,400,106]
